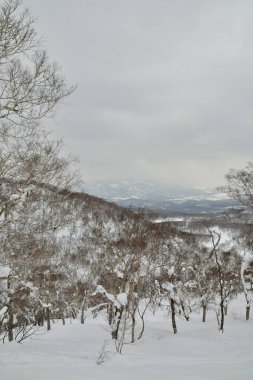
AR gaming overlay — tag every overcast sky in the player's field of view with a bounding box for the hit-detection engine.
[24,0,253,187]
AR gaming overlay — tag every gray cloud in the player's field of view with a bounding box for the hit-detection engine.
[24,0,253,187]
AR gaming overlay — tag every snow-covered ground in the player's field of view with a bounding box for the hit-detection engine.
[1,295,252,380]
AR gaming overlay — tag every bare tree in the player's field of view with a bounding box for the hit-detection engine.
[208,229,241,332]
[0,1,78,342]
[220,163,253,320]
[220,163,253,209]
[0,0,75,126]
[241,256,253,320]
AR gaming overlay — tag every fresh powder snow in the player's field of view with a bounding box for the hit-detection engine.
[1,294,253,380]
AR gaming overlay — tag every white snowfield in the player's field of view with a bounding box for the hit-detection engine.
[0,295,252,380]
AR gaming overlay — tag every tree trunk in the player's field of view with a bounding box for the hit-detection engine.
[111,306,123,340]
[180,301,189,321]
[170,298,177,334]
[81,303,85,324]
[220,300,225,332]
[39,312,44,326]
[108,304,113,325]
[138,300,151,341]
[131,314,135,343]
[46,307,51,331]
[138,314,145,340]
[7,275,13,342]
[202,304,207,322]
[7,305,14,342]
[246,304,250,321]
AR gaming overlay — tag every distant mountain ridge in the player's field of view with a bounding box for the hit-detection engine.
[81,180,236,214]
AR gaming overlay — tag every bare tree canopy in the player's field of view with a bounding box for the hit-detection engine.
[0,0,78,192]
[220,162,253,209]
[0,0,75,125]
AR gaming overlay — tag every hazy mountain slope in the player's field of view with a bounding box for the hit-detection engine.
[81,180,235,213]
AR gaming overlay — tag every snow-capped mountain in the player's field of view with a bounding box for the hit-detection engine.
[81,180,235,213]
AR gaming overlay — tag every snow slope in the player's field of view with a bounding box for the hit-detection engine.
[1,295,252,380]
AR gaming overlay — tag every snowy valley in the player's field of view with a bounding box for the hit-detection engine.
[81,180,235,213]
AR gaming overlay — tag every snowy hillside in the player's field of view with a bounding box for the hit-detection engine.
[1,179,253,380]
